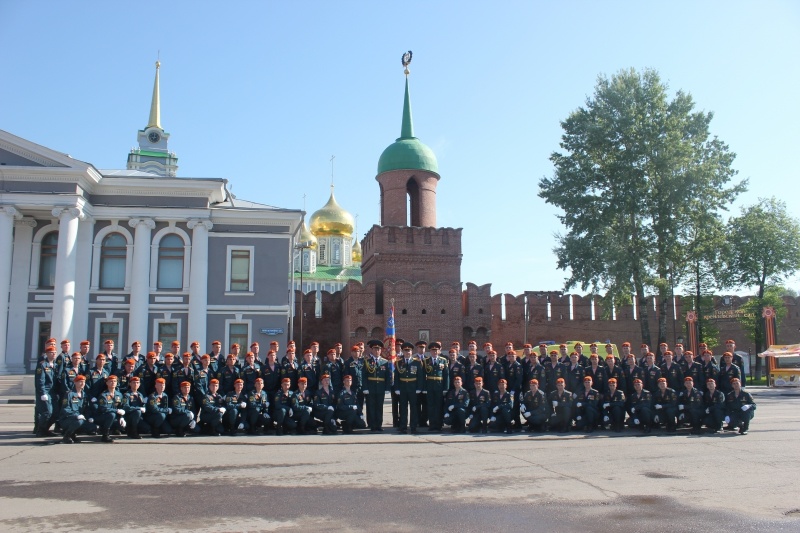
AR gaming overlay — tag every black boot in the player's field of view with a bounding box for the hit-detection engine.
[101,432,115,443]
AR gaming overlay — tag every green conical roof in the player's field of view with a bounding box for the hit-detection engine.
[377,77,439,175]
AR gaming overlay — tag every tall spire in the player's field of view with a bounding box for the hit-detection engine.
[400,76,415,140]
[147,60,161,129]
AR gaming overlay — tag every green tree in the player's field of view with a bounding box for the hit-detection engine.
[539,68,743,346]
[727,198,800,377]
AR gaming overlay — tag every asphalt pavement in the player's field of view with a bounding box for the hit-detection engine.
[0,387,798,532]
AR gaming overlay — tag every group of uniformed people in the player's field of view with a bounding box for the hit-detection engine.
[33,336,756,443]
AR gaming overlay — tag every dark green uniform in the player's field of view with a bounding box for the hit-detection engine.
[652,386,678,431]
[602,389,626,432]
[201,392,226,435]
[145,391,173,437]
[272,389,296,435]
[628,389,653,433]
[361,355,391,431]
[443,388,470,433]
[121,390,150,438]
[394,356,424,433]
[677,385,704,433]
[520,388,549,432]
[423,355,449,431]
[314,386,338,434]
[725,389,756,434]
[574,386,601,432]
[468,388,492,433]
[170,393,197,436]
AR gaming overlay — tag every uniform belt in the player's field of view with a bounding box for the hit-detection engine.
[426,376,443,381]
[399,378,416,382]
[367,377,384,381]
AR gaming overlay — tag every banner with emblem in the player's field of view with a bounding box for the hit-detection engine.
[385,300,396,365]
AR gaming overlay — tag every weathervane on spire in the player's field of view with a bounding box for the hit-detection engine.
[401,50,413,76]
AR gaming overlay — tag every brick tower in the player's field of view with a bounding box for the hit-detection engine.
[351,60,465,344]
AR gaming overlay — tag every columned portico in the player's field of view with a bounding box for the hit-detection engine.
[187,219,213,345]
[50,207,83,342]
[5,216,36,373]
[0,207,22,372]
[128,218,155,344]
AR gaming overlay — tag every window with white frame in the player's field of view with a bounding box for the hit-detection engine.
[99,232,127,289]
[157,322,178,345]
[157,234,184,289]
[39,231,58,288]
[229,323,249,350]
[226,245,254,293]
[99,321,120,348]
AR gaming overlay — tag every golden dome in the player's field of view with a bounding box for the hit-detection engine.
[310,188,355,237]
[298,221,318,250]
[351,238,362,263]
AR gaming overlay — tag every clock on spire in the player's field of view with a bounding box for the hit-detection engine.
[127,59,179,177]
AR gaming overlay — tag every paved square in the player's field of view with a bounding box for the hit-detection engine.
[0,388,798,532]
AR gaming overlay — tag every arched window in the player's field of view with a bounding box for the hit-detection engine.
[38,232,58,288]
[99,232,127,289]
[157,234,184,289]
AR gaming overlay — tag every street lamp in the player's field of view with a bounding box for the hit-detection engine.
[669,261,677,345]
[295,240,314,349]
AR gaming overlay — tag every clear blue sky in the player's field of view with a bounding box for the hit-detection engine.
[2,1,798,297]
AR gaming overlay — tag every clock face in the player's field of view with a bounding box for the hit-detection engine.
[148,131,161,143]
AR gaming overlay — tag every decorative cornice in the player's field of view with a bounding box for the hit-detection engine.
[51,206,84,221]
[0,139,68,167]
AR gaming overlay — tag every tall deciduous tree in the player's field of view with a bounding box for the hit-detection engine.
[727,198,800,377]
[539,68,743,346]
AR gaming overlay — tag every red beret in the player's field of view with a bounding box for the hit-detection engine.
[234,379,244,384]
[180,381,191,387]
[250,342,259,348]
[607,378,617,384]
[725,339,735,344]
[125,358,136,366]
[657,377,667,383]
[583,376,593,382]
[155,378,166,384]
[298,377,308,383]
[146,352,157,359]
[556,378,565,384]
[210,379,219,384]
[200,354,210,360]
[530,379,538,385]
[684,376,694,382]
[633,378,642,384]
[74,375,86,382]
[130,376,140,382]
[474,377,483,383]
[153,341,163,347]
[621,342,631,347]
[106,375,118,382]
[255,378,264,383]
[498,379,507,384]
[191,341,200,347]
[281,377,291,384]
[80,341,91,346]
[171,341,180,346]
[212,341,221,346]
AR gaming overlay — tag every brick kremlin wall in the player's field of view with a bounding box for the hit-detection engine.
[295,288,800,358]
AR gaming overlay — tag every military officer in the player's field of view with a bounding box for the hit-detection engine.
[201,379,226,436]
[223,378,248,435]
[628,378,653,433]
[444,376,470,433]
[520,378,549,432]
[677,376,704,434]
[718,352,742,395]
[314,373,338,435]
[135,352,160,397]
[490,379,514,433]
[423,341,449,432]
[59,375,95,444]
[361,339,391,432]
[394,341,424,434]
[336,374,361,433]
[94,375,125,443]
[702,378,726,433]
[414,340,429,427]
[293,376,315,434]
[725,377,755,435]
[574,375,601,433]
[272,377,297,436]
[601,377,626,432]
[651,377,678,432]
[35,346,59,437]
[724,339,747,386]
[146,377,173,438]
[121,376,150,439]
[468,377,492,433]
[548,377,573,433]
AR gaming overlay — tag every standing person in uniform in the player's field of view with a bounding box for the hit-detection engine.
[545,350,566,395]
[718,352,741,396]
[483,350,505,394]
[35,346,59,437]
[503,349,523,431]
[394,342,423,434]
[361,340,391,432]
[700,350,719,391]
[413,340,429,427]
[136,352,160,397]
[423,342,449,432]
[724,340,747,386]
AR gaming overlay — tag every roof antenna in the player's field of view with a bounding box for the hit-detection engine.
[330,155,336,191]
